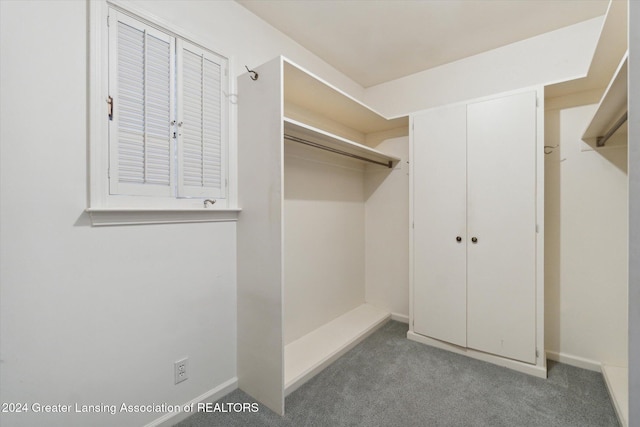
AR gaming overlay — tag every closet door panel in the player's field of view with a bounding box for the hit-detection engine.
[466,91,537,364]
[413,105,467,347]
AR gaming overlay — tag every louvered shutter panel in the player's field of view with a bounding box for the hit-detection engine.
[108,11,175,197]
[177,40,227,198]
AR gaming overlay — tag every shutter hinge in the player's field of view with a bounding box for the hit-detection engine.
[107,14,110,27]
[536,224,539,233]
[107,96,114,120]
[536,349,539,358]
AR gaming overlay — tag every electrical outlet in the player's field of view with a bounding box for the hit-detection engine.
[174,357,188,384]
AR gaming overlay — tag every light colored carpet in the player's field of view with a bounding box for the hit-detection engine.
[176,321,619,427]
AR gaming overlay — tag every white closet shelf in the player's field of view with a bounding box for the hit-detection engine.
[284,304,390,396]
[602,364,628,427]
[284,117,401,168]
[582,52,628,148]
[283,59,407,134]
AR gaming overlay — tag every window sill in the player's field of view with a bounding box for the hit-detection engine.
[85,208,241,226]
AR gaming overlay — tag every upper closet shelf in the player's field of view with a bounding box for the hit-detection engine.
[283,59,407,135]
[284,117,400,168]
[582,52,628,148]
[280,57,404,169]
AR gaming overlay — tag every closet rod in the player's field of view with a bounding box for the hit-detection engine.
[283,134,393,168]
[597,111,627,147]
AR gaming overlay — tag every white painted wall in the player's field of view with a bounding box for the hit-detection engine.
[284,144,366,344]
[544,102,628,369]
[364,134,410,320]
[0,1,365,426]
[363,17,604,118]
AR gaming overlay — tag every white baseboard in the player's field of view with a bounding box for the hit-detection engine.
[144,377,238,427]
[601,364,629,427]
[545,350,602,372]
[547,352,629,426]
[390,312,409,324]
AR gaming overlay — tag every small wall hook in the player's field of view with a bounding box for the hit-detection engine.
[544,145,559,155]
[245,65,259,81]
[204,199,217,208]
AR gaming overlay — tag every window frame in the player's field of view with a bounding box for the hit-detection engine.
[87,0,239,225]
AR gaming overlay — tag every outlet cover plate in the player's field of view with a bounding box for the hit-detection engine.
[174,357,188,384]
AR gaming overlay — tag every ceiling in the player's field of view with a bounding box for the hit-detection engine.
[237,0,609,88]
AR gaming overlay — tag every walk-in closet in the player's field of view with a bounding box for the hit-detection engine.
[237,57,408,415]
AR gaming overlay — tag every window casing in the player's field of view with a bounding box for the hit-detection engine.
[88,2,235,221]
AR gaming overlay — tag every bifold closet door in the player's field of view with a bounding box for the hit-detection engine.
[466,91,537,364]
[412,105,467,347]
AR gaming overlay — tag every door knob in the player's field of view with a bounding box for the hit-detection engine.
[456,236,462,242]
[471,237,478,243]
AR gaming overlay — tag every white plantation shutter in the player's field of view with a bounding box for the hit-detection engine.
[104,8,228,204]
[177,40,227,198]
[108,11,175,197]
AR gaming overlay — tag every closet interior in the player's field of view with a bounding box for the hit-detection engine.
[545,0,629,424]
[581,47,629,427]
[237,57,407,415]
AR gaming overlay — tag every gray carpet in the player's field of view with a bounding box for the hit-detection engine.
[176,321,619,427]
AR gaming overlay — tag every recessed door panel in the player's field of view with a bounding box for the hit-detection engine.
[466,91,537,364]
[413,105,467,347]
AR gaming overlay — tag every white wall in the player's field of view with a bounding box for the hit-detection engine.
[363,17,603,118]
[284,143,366,344]
[544,102,628,369]
[364,134,410,320]
[0,1,364,426]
